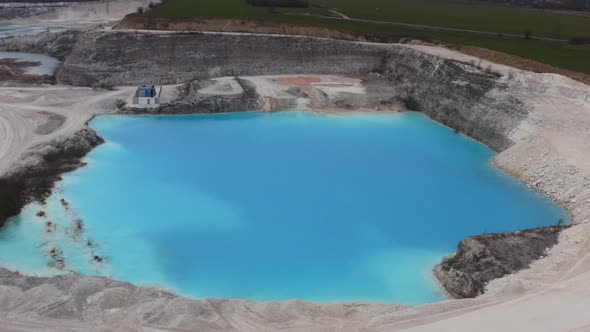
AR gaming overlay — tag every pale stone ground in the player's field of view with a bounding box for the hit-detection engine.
[0,68,589,331]
[0,76,369,177]
[1,2,590,329]
[0,86,135,176]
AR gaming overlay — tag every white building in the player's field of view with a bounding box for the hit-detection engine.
[133,85,161,106]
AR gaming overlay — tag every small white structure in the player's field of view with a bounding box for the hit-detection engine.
[133,85,161,105]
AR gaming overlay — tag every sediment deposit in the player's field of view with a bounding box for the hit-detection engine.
[434,225,569,298]
[57,30,384,86]
[0,29,589,331]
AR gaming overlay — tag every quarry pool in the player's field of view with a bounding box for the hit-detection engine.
[1,111,569,305]
[0,25,64,39]
[0,51,60,75]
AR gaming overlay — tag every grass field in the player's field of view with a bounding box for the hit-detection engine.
[144,0,590,75]
[316,0,590,40]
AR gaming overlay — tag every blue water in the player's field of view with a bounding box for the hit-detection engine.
[0,25,64,39]
[0,111,568,305]
[0,52,60,75]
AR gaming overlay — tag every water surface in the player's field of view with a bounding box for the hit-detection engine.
[0,25,63,39]
[0,51,59,75]
[1,112,568,305]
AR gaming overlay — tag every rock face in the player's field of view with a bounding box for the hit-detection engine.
[434,226,568,298]
[56,30,527,151]
[126,78,262,115]
[57,31,383,86]
[0,30,81,61]
[381,52,528,151]
[0,127,103,228]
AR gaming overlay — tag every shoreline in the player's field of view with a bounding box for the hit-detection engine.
[0,103,573,294]
[0,107,566,296]
[0,34,589,329]
[0,126,103,229]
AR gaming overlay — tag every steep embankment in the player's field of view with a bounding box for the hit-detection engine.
[0,30,81,61]
[57,31,526,151]
[434,225,568,298]
[380,49,527,151]
[0,128,102,228]
[2,29,589,331]
[57,31,381,86]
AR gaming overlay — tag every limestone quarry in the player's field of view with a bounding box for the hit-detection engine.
[0,3,590,331]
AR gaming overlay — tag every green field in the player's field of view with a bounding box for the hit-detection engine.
[145,0,590,75]
[316,0,590,39]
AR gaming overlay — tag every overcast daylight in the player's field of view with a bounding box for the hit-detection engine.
[0,0,589,331]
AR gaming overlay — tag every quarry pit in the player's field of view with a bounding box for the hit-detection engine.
[0,4,590,331]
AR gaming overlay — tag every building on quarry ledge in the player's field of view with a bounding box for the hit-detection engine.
[133,85,161,106]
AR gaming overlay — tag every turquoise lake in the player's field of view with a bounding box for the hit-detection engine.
[0,111,569,305]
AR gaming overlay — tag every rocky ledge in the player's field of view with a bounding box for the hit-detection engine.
[49,30,528,151]
[0,30,81,61]
[122,78,261,115]
[434,225,569,298]
[0,127,103,228]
